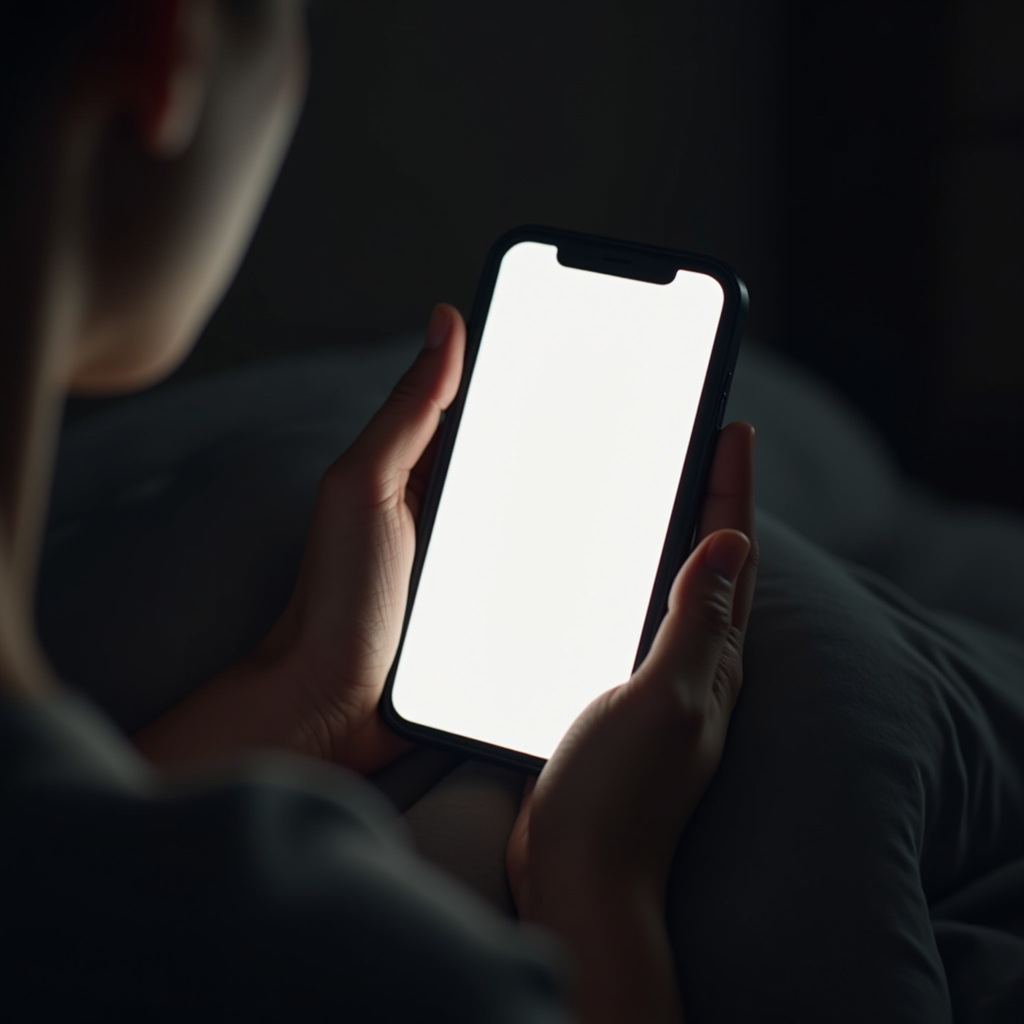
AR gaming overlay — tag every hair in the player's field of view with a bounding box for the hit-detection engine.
[0,1,110,95]
[0,1,278,152]
[0,1,111,170]
[0,2,112,615]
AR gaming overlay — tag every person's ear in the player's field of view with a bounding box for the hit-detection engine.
[128,0,216,159]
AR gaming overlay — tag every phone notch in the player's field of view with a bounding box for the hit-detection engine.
[557,243,677,285]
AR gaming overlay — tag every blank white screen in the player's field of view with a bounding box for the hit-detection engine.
[391,241,724,760]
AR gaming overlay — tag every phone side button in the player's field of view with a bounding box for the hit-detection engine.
[716,390,729,427]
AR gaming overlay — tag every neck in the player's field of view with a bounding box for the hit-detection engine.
[0,118,84,698]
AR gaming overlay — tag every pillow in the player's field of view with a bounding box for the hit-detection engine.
[727,344,1024,641]
[40,335,423,733]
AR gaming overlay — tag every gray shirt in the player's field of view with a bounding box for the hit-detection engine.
[0,687,569,1023]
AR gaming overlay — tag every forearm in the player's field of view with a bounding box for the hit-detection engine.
[132,654,314,770]
[524,879,684,1024]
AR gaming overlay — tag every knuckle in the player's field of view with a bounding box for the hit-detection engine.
[745,536,761,575]
[665,690,711,735]
[691,585,735,642]
[711,629,745,710]
[392,366,443,419]
[389,375,419,406]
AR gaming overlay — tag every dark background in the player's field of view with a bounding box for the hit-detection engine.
[69,0,1024,513]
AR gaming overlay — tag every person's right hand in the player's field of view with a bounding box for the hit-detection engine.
[506,420,757,1024]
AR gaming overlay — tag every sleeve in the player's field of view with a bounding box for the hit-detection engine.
[0,697,571,1024]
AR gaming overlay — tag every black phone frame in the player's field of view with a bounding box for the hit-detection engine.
[379,225,748,772]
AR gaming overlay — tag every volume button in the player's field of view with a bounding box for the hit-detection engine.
[717,370,734,426]
[716,393,728,427]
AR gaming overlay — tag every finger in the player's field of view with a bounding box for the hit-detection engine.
[696,421,755,543]
[405,307,468,521]
[340,304,466,505]
[637,527,750,707]
[404,417,444,525]
[696,420,757,636]
[505,775,537,903]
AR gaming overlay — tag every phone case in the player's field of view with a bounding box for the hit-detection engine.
[380,225,748,771]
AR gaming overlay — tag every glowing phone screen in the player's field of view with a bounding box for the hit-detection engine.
[390,241,725,760]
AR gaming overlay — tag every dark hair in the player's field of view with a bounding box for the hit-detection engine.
[0,1,110,167]
[0,1,110,93]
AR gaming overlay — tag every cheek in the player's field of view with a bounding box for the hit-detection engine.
[69,10,309,396]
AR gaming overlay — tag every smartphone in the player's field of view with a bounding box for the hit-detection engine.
[381,226,747,771]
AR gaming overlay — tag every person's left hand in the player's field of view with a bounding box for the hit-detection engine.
[133,304,465,776]
[260,303,467,773]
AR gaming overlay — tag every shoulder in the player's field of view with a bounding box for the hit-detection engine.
[0,688,569,1023]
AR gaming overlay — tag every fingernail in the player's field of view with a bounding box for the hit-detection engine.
[425,305,451,350]
[705,530,750,584]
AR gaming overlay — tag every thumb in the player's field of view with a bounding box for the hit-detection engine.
[341,304,466,503]
[637,529,751,708]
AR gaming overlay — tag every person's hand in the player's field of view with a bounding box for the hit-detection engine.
[252,303,467,773]
[506,421,757,1024]
[134,304,465,775]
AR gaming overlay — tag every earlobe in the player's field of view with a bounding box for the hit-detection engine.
[137,0,214,159]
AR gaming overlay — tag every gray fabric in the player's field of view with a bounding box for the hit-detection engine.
[726,344,1024,642]
[0,686,569,1023]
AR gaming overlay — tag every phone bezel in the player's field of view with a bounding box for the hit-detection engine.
[379,225,748,772]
